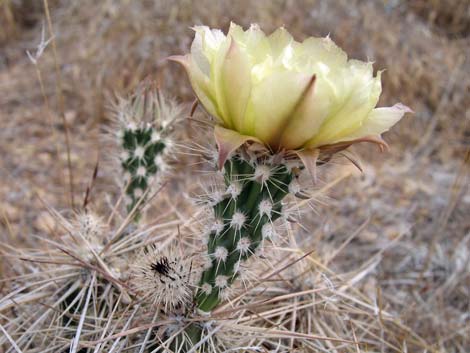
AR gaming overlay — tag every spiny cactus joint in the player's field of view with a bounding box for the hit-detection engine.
[197,154,294,312]
[120,125,167,215]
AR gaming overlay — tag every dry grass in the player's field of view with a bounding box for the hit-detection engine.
[0,0,469,352]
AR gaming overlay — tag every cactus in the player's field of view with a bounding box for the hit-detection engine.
[196,153,294,312]
[113,83,181,221]
[169,150,298,350]
[119,123,167,218]
[131,245,198,313]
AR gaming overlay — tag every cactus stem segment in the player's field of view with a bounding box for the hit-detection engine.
[196,154,294,312]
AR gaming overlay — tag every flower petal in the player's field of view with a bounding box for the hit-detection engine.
[279,75,334,150]
[251,71,313,148]
[214,125,262,169]
[268,27,294,60]
[193,26,226,62]
[340,103,413,140]
[300,36,348,69]
[168,54,219,119]
[221,38,252,132]
[190,28,211,75]
[319,135,389,155]
[306,62,382,147]
[294,148,320,182]
[211,36,233,128]
[230,23,270,65]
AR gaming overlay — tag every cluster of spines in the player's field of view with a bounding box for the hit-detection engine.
[196,155,294,312]
[131,246,197,313]
[119,123,168,217]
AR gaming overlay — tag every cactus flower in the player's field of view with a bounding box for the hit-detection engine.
[171,22,411,166]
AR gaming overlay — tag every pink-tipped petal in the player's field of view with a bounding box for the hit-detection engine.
[214,126,262,169]
[167,54,190,67]
[394,103,414,114]
[319,135,389,155]
[295,148,320,183]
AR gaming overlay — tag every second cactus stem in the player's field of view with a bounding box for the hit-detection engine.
[120,125,166,220]
[196,154,294,312]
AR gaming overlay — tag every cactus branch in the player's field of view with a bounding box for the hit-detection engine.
[196,154,293,312]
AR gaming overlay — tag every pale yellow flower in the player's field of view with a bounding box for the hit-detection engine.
[171,23,411,157]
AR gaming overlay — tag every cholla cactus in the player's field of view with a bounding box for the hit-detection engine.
[196,149,296,312]
[174,22,411,314]
[169,21,412,351]
[131,245,198,313]
[112,82,182,220]
[1,22,414,353]
[129,245,202,352]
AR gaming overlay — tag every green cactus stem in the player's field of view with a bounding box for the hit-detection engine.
[119,124,167,221]
[196,154,294,312]
[113,83,181,223]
